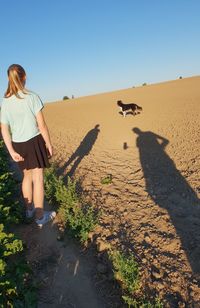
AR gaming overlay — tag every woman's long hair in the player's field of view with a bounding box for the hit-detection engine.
[4,64,28,98]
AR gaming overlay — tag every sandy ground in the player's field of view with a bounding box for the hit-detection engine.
[43,76,200,307]
[15,217,121,308]
[11,166,122,308]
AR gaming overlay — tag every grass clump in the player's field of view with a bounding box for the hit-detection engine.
[44,166,98,243]
[122,296,163,308]
[44,164,64,205]
[101,174,112,185]
[110,250,139,294]
[109,250,163,308]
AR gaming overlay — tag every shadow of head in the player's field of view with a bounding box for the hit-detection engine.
[133,127,142,135]
[94,124,100,131]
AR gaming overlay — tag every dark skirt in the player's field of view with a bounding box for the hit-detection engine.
[12,134,50,171]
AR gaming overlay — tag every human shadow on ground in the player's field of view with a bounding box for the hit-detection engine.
[59,124,100,178]
[132,127,200,276]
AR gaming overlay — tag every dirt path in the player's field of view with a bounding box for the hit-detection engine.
[15,212,120,308]
[10,158,122,308]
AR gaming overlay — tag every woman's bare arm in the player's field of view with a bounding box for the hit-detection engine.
[36,111,53,157]
[1,124,24,161]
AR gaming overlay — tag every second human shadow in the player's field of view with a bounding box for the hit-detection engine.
[133,127,200,275]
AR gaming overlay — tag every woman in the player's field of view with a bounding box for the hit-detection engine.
[0,64,56,227]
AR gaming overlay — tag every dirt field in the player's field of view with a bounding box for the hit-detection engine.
[43,76,200,306]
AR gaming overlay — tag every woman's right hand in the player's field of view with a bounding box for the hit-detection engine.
[10,151,24,162]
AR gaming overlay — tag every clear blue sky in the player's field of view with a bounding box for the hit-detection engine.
[0,0,200,102]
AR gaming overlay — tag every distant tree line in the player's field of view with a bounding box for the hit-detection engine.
[63,95,75,100]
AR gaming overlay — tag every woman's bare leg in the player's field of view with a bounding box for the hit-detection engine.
[32,168,44,219]
[22,169,33,210]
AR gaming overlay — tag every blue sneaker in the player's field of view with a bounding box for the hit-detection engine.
[35,211,56,228]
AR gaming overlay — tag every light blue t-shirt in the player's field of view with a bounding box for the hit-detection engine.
[0,91,44,142]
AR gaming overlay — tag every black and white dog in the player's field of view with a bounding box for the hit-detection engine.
[117,100,142,117]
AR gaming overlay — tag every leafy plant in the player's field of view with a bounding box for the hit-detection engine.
[110,250,139,293]
[44,167,98,243]
[0,140,37,307]
[101,174,112,185]
[44,165,61,205]
[0,141,23,225]
[122,295,163,308]
[109,250,163,307]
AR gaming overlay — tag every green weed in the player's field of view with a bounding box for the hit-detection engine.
[110,250,139,293]
[101,174,112,185]
[122,295,163,308]
[109,250,163,307]
[0,142,23,225]
[0,140,37,307]
[44,167,98,243]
